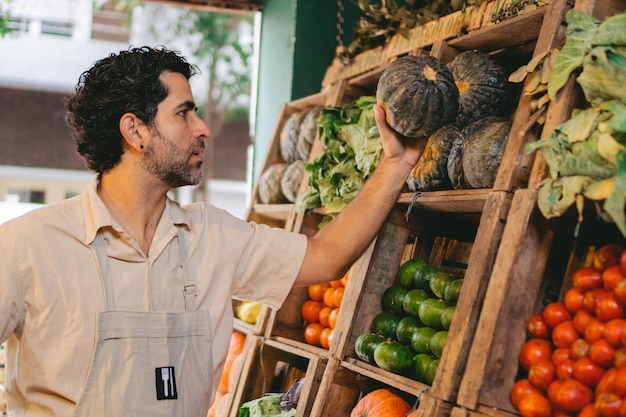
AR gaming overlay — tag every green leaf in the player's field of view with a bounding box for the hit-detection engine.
[578,46,626,104]
[592,12,626,46]
[602,150,626,237]
[547,9,598,99]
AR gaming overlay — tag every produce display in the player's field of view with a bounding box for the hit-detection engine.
[301,271,349,350]
[297,97,383,217]
[257,106,322,204]
[354,258,463,384]
[526,10,626,237]
[238,378,304,417]
[511,243,626,417]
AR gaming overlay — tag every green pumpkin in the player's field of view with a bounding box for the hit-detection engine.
[461,116,512,189]
[407,124,462,192]
[447,50,511,128]
[376,54,459,139]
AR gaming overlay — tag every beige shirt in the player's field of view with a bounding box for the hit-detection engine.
[0,178,307,416]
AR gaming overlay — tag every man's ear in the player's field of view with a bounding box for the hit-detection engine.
[119,113,146,152]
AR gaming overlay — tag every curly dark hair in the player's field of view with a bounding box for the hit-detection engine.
[65,46,199,173]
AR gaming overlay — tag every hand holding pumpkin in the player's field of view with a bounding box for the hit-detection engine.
[373,103,427,170]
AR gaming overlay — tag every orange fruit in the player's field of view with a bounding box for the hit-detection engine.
[333,287,345,308]
[328,307,340,329]
[318,306,332,328]
[301,300,323,324]
[323,287,336,308]
[320,327,333,349]
[304,323,323,346]
[308,283,330,301]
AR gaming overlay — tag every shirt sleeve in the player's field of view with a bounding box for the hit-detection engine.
[0,223,24,344]
[232,222,307,310]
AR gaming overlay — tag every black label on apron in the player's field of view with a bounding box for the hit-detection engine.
[155,367,178,400]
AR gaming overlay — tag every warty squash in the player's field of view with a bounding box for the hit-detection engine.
[376,54,459,139]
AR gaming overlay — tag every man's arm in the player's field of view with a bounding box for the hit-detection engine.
[294,104,427,287]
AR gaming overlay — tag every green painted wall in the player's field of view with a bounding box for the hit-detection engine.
[252,0,359,183]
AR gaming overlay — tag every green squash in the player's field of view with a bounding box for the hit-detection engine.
[407,124,462,192]
[447,50,511,128]
[376,54,459,139]
[461,116,512,189]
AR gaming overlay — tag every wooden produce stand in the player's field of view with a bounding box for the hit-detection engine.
[220,0,626,416]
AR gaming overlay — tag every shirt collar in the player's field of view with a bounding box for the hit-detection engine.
[81,176,190,245]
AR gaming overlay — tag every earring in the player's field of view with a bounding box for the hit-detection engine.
[140,144,144,149]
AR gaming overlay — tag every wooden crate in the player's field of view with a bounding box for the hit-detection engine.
[227,336,327,417]
[454,0,626,413]
[308,357,424,417]
[321,0,553,87]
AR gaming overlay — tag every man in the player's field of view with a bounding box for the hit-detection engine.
[0,46,424,416]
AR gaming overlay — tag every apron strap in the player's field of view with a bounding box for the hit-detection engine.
[176,228,197,312]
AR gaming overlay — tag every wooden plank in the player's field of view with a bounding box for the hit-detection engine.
[428,191,512,402]
[228,336,327,417]
[397,189,490,213]
[416,392,454,417]
[455,189,554,413]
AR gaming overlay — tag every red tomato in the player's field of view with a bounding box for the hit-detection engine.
[329,279,343,288]
[511,378,542,408]
[556,358,575,380]
[547,380,563,403]
[584,288,609,313]
[552,347,573,365]
[552,321,580,349]
[595,292,625,322]
[529,359,556,390]
[571,338,591,360]
[328,307,340,329]
[527,312,551,339]
[585,319,607,344]
[595,368,617,397]
[549,379,593,413]
[301,300,323,323]
[573,310,595,334]
[517,392,552,417]
[574,267,603,292]
[589,339,616,368]
[602,265,625,291]
[614,347,626,369]
[603,319,625,348]
[564,287,585,314]
[615,279,626,305]
[578,403,600,417]
[595,393,622,417]
[614,367,626,397]
[519,338,554,371]
[319,327,333,350]
[572,357,605,387]
[543,302,572,328]
[593,244,623,271]
[619,400,626,417]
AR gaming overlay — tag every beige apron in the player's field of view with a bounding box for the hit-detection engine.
[72,228,213,417]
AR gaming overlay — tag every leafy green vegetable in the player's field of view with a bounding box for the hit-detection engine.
[547,10,626,100]
[528,9,626,236]
[296,96,383,217]
[239,394,296,417]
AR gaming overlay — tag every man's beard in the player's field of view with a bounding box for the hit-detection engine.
[143,127,205,188]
